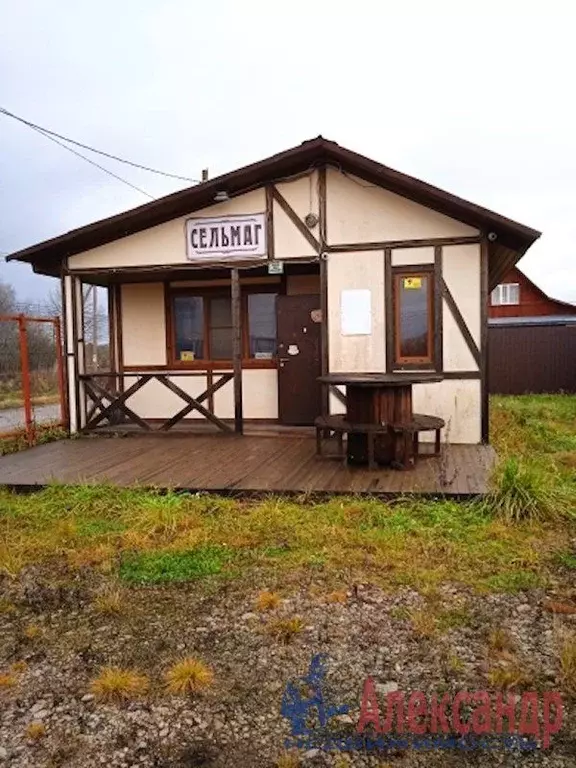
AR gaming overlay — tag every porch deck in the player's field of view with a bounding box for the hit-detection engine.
[0,433,495,498]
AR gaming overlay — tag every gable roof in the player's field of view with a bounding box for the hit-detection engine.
[7,136,541,286]
[505,266,576,313]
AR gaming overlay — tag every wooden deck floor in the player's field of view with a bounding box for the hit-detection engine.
[0,434,495,498]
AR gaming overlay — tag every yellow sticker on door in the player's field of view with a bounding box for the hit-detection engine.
[403,277,422,290]
[180,350,195,361]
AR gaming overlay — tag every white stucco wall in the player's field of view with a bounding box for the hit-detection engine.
[327,251,386,373]
[413,380,481,444]
[121,283,166,366]
[68,189,267,269]
[326,169,479,244]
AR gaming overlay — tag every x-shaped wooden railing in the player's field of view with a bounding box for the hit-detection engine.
[80,371,234,432]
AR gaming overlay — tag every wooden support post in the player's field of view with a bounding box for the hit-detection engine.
[63,274,79,434]
[480,238,489,443]
[75,277,87,429]
[318,166,329,417]
[231,268,243,434]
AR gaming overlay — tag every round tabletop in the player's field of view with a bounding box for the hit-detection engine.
[318,372,444,387]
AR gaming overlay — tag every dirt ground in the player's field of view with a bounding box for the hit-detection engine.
[1,561,575,768]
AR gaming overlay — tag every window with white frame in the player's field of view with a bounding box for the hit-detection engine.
[491,283,520,306]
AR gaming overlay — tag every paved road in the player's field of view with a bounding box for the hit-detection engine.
[0,404,61,432]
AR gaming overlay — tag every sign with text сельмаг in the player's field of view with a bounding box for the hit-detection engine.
[185,213,267,262]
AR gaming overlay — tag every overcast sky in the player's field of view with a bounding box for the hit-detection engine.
[1,0,574,304]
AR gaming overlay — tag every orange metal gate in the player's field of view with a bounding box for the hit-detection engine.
[0,314,67,444]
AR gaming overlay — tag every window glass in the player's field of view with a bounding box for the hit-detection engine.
[209,297,233,359]
[492,283,520,305]
[173,296,204,361]
[248,294,277,358]
[396,275,431,362]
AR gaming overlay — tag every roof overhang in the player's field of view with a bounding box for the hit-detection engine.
[7,136,541,290]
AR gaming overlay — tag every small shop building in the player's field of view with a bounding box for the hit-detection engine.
[9,137,540,460]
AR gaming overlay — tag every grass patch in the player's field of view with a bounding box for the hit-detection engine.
[0,484,569,592]
[0,423,68,456]
[119,545,232,584]
[1,395,575,593]
[483,570,543,592]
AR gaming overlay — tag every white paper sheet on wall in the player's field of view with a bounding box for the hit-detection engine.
[341,289,372,335]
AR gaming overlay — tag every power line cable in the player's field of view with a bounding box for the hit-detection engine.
[2,112,156,200]
[0,106,200,183]
[38,126,156,199]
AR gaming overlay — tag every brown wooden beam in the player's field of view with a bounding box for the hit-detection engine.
[480,238,490,443]
[327,235,481,253]
[85,375,152,431]
[384,248,393,372]
[441,278,481,369]
[434,246,443,372]
[329,384,346,406]
[271,186,321,253]
[318,167,329,416]
[231,268,243,434]
[156,374,233,433]
[265,185,275,261]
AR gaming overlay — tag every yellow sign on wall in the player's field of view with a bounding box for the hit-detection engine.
[180,350,195,361]
[403,277,422,290]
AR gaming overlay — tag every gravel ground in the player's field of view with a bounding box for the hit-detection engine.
[0,565,575,767]
[0,404,60,431]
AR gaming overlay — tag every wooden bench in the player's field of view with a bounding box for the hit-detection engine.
[315,414,388,470]
[390,413,445,467]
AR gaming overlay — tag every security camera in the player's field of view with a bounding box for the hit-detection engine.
[487,232,498,242]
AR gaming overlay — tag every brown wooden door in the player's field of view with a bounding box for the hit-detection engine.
[277,295,322,425]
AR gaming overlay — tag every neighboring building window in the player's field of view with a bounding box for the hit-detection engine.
[393,271,434,366]
[171,289,277,365]
[491,283,520,306]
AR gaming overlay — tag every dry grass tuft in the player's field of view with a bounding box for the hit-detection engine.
[164,657,214,695]
[408,609,437,638]
[89,666,149,703]
[94,587,123,615]
[559,634,576,695]
[23,624,42,640]
[266,616,304,644]
[275,752,300,768]
[488,628,515,653]
[487,661,532,689]
[10,660,28,674]
[326,589,348,604]
[0,673,16,688]
[255,590,282,612]
[25,722,47,740]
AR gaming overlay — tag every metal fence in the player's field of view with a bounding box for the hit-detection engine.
[488,320,576,395]
[0,314,66,442]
